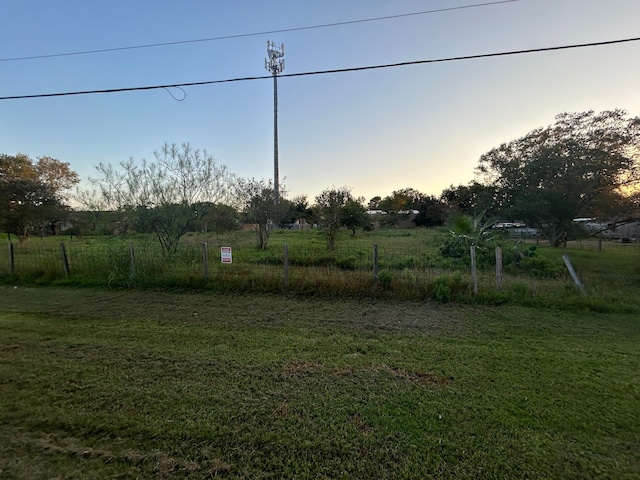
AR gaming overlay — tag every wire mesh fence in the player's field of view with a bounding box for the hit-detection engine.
[1,230,638,302]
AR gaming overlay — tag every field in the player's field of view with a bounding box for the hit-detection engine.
[2,228,640,312]
[1,286,639,479]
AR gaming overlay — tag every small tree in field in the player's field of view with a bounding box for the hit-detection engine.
[233,178,286,250]
[340,197,371,236]
[89,143,232,255]
[314,186,354,250]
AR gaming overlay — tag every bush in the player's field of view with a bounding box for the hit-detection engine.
[378,271,393,289]
[429,273,470,302]
[519,256,565,278]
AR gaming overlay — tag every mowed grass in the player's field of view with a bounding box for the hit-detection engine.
[1,287,639,479]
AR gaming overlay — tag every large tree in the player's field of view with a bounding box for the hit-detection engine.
[0,153,78,240]
[36,156,80,200]
[476,110,640,246]
[439,182,498,217]
[90,143,232,255]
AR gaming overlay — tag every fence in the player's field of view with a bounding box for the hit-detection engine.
[2,238,442,290]
[1,231,638,301]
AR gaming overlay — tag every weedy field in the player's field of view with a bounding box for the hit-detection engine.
[2,228,640,312]
[1,286,639,478]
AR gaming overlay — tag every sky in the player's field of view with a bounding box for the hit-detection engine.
[1,0,640,205]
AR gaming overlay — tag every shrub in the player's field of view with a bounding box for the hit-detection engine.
[378,271,393,289]
[430,273,470,302]
[519,256,565,278]
[432,277,452,302]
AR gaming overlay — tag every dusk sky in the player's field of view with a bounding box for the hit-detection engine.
[1,0,639,204]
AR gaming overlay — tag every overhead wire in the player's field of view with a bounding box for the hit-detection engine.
[0,0,520,62]
[1,36,639,101]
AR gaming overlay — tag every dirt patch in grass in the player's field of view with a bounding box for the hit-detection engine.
[0,286,469,336]
[4,431,232,479]
[283,360,453,387]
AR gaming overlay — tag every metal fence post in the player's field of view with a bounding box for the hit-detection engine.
[60,243,70,277]
[562,255,585,294]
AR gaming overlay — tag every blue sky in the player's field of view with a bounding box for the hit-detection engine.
[1,0,639,204]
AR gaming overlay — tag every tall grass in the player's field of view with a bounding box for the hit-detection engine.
[1,229,638,311]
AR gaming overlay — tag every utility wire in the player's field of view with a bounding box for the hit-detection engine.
[1,36,638,101]
[0,0,520,62]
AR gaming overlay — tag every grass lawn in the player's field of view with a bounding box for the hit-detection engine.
[1,286,639,478]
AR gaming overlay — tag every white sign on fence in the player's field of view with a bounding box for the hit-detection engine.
[221,246,232,264]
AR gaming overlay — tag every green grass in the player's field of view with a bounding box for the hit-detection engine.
[1,287,639,478]
[1,229,639,312]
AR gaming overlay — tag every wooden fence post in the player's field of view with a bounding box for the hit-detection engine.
[470,245,478,295]
[60,243,70,277]
[129,242,136,277]
[283,243,289,287]
[202,242,208,282]
[495,246,503,291]
[8,241,14,276]
[373,244,379,284]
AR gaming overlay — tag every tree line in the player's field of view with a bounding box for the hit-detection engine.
[2,109,639,252]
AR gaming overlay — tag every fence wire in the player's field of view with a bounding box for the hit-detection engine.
[1,232,638,301]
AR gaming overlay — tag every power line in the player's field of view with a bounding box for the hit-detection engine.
[0,0,520,62]
[1,36,638,101]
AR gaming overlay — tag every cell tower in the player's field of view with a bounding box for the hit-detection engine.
[265,41,285,204]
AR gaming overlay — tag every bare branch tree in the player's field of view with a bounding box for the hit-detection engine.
[88,142,233,254]
[233,178,286,250]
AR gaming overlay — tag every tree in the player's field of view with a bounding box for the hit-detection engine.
[233,178,285,250]
[278,195,313,229]
[0,153,78,240]
[379,188,424,213]
[379,188,425,226]
[413,195,449,227]
[476,110,640,246]
[36,156,80,200]
[0,153,37,180]
[440,182,498,217]
[340,197,371,236]
[192,203,238,234]
[0,177,62,239]
[314,186,354,250]
[90,143,232,255]
[368,196,382,210]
